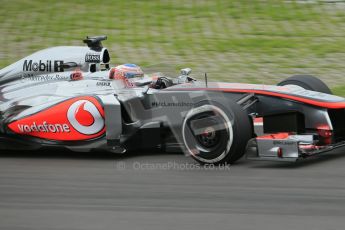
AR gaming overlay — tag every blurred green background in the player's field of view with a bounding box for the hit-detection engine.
[1,0,345,94]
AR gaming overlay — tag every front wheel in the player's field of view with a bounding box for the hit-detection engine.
[277,75,332,94]
[181,100,252,164]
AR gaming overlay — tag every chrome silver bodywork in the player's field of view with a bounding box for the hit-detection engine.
[1,37,345,163]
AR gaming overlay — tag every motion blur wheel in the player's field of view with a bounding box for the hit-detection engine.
[182,100,252,164]
[197,126,219,149]
[278,75,332,94]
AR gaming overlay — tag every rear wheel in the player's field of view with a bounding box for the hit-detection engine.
[181,100,252,164]
[277,75,332,94]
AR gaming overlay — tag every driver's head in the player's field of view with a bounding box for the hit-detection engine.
[109,63,144,80]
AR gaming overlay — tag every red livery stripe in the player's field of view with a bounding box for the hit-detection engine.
[167,87,345,109]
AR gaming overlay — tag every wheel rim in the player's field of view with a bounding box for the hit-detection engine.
[197,126,219,148]
[182,105,233,164]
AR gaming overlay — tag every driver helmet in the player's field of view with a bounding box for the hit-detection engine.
[109,63,144,80]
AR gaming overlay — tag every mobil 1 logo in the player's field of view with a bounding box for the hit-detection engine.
[23,60,64,72]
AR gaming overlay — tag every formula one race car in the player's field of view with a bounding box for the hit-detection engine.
[0,36,344,164]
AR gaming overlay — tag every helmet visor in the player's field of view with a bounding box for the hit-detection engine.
[124,72,144,79]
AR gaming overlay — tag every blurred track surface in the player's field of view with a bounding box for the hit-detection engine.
[0,150,345,230]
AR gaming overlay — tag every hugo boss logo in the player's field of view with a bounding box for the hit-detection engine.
[85,53,101,63]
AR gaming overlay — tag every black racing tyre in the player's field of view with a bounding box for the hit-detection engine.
[181,100,252,164]
[277,75,332,94]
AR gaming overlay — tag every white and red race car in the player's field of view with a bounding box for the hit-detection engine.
[0,36,344,164]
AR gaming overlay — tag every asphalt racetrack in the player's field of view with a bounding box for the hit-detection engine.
[0,149,345,230]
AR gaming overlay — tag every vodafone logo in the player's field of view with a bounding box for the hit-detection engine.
[8,96,105,141]
[67,100,104,135]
